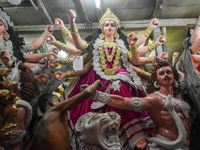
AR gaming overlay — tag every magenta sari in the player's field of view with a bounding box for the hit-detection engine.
[64,44,152,149]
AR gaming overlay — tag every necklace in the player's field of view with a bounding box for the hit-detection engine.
[98,39,121,75]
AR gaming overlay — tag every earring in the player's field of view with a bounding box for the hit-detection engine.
[173,79,179,88]
[99,32,105,39]
[114,32,119,39]
[154,81,160,88]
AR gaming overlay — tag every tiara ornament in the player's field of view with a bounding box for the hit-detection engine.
[98,8,120,29]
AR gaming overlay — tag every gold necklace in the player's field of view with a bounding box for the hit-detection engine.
[99,41,121,75]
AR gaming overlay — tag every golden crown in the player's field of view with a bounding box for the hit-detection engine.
[98,8,120,28]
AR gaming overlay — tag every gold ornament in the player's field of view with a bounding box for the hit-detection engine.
[70,24,79,37]
[99,33,105,39]
[54,40,66,48]
[148,41,158,51]
[144,26,153,37]
[98,8,120,28]
[139,70,151,79]
[61,26,70,36]
[82,40,89,50]
[129,44,138,57]
[77,49,83,55]
[59,57,71,64]
[99,40,121,75]
[114,32,119,39]
[147,57,154,63]
[65,70,77,77]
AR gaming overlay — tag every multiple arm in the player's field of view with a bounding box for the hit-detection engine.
[137,18,159,47]
[46,35,79,55]
[67,10,85,50]
[190,15,200,44]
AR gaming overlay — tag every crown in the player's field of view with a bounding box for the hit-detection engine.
[98,8,120,28]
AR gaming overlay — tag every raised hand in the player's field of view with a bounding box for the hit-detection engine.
[156,35,166,45]
[38,57,48,70]
[54,71,66,80]
[55,18,64,29]
[35,74,49,83]
[127,32,138,46]
[47,52,59,63]
[44,25,53,35]
[46,35,56,45]
[149,18,159,29]
[158,52,169,61]
[68,10,76,25]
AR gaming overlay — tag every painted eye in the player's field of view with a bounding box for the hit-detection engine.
[111,23,115,27]
[104,23,109,27]
[166,70,172,74]
[159,72,164,75]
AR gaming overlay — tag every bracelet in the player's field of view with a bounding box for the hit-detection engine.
[61,26,70,36]
[77,49,83,55]
[147,57,153,63]
[148,41,158,51]
[129,44,138,57]
[82,40,89,50]
[54,40,66,48]
[130,97,144,112]
[65,70,77,77]
[144,26,153,37]
[41,32,47,39]
[70,24,79,37]
[196,20,200,27]
[59,57,71,64]
[138,70,151,79]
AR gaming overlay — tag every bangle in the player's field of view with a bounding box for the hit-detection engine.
[196,20,200,27]
[138,70,151,79]
[82,40,89,50]
[70,24,79,37]
[59,57,71,65]
[147,57,153,63]
[41,32,47,39]
[54,40,66,48]
[130,97,144,112]
[61,26,70,36]
[77,49,83,55]
[129,44,138,57]
[144,26,153,37]
[65,70,77,77]
[148,41,158,51]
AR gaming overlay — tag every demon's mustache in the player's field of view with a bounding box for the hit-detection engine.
[164,76,171,80]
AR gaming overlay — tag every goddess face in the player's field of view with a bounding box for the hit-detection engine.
[0,20,6,35]
[156,66,174,87]
[102,20,117,37]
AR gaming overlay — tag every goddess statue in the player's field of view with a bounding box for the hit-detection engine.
[50,8,166,149]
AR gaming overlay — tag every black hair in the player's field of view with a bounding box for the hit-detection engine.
[37,94,58,113]
[0,6,26,63]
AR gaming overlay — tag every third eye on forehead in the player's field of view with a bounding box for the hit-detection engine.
[104,22,116,27]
